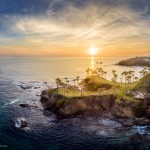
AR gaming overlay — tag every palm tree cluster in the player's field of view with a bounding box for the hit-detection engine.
[139,67,150,78]
[86,67,107,79]
[55,76,84,97]
[121,70,135,84]
[54,62,150,97]
[112,70,118,82]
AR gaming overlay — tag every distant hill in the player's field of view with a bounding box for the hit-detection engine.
[117,56,150,67]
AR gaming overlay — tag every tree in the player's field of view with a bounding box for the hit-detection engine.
[134,77,138,82]
[76,76,80,87]
[114,74,118,82]
[112,70,116,75]
[128,70,134,82]
[103,71,107,79]
[121,71,128,94]
[73,79,76,87]
[139,71,143,79]
[86,68,91,77]
[121,71,128,84]
[120,77,122,83]
[55,78,61,94]
[112,70,117,82]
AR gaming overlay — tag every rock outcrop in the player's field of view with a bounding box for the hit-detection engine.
[40,90,116,118]
[40,90,149,121]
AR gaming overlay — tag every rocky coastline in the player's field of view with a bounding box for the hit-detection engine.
[39,89,150,127]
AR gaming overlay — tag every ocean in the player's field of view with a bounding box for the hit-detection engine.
[0,57,149,150]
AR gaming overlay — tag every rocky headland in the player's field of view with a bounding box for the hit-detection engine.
[117,56,150,67]
[40,89,150,127]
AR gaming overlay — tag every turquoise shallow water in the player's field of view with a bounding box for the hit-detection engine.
[0,57,150,150]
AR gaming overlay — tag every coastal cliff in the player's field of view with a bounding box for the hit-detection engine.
[40,90,148,121]
[40,73,150,126]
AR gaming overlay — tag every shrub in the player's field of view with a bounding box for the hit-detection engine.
[56,99,65,109]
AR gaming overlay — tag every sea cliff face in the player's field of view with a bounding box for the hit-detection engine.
[40,90,147,122]
[41,90,116,117]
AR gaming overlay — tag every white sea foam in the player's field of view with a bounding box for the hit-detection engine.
[15,117,27,128]
[98,118,122,128]
[3,99,20,107]
[133,126,148,135]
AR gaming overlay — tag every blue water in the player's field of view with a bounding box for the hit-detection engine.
[0,57,150,150]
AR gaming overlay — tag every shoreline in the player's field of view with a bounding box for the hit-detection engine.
[39,89,150,127]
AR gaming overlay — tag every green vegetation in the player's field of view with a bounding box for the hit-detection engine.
[56,98,65,109]
[48,63,150,105]
[43,64,150,120]
[134,73,150,92]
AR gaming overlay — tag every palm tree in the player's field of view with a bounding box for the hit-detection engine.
[98,68,104,77]
[86,68,91,77]
[73,79,76,87]
[122,71,128,83]
[55,78,61,94]
[120,78,122,83]
[128,70,135,82]
[76,76,80,87]
[134,77,138,82]
[103,71,107,79]
[63,77,68,95]
[112,70,117,81]
[139,70,143,79]
[66,80,69,86]
[114,74,118,82]
[126,75,131,84]
[112,70,116,75]
[121,71,128,94]
[72,79,76,96]
[64,77,68,84]
[142,70,148,77]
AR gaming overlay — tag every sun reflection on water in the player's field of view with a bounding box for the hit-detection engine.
[90,57,95,69]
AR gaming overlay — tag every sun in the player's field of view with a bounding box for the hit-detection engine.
[88,47,98,56]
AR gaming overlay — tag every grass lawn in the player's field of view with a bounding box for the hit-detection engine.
[48,76,140,102]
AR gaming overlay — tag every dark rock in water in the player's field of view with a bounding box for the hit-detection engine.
[19,104,29,108]
[19,85,32,90]
[20,120,28,128]
[15,117,28,128]
[43,110,53,117]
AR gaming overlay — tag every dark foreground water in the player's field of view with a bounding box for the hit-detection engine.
[0,78,150,150]
[0,57,150,150]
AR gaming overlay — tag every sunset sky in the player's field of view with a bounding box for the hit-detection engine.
[0,0,150,57]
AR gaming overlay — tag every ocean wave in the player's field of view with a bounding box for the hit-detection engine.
[98,118,122,128]
[3,99,20,107]
[15,117,29,131]
[133,125,150,135]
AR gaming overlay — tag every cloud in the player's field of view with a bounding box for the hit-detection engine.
[0,0,150,56]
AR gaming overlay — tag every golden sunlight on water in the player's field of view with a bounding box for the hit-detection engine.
[90,57,95,69]
[0,57,144,84]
